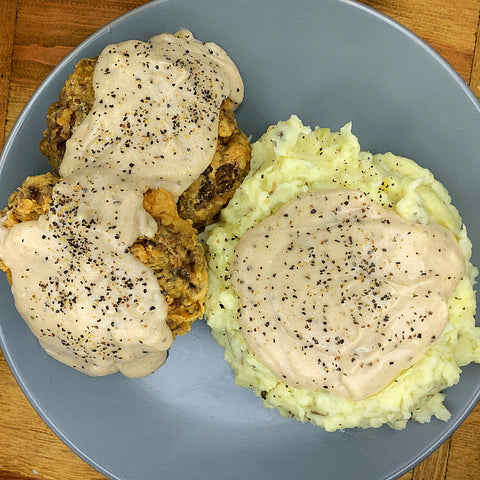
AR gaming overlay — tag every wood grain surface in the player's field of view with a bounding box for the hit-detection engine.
[0,1,479,479]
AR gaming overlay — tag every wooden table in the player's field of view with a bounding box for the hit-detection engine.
[0,1,479,479]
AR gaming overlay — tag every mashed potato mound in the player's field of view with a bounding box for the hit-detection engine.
[204,115,480,431]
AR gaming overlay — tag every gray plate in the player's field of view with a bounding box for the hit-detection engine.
[1,1,479,479]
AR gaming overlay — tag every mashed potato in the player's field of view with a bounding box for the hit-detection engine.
[204,115,480,431]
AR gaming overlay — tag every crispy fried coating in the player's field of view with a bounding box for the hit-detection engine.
[40,58,96,175]
[130,189,207,337]
[177,99,251,229]
[0,174,207,338]
[1,172,58,228]
[39,58,251,230]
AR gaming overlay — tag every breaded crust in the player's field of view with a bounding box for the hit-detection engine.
[40,58,96,175]
[0,174,207,338]
[130,189,207,337]
[177,99,251,229]
[1,172,58,228]
[39,58,251,230]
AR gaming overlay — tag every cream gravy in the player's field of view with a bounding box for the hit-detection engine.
[231,189,465,400]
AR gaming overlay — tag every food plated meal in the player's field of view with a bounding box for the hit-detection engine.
[0,30,251,377]
[0,26,478,428]
[1,1,480,479]
[205,115,479,430]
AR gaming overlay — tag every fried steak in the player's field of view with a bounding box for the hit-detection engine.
[39,58,251,230]
[0,174,207,338]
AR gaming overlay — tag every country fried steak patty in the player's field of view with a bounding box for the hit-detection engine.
[0,174,208,338]
[39,57,251,230]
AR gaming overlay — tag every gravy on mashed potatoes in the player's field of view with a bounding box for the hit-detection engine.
[232,189,465,400]
[205,115,479,430]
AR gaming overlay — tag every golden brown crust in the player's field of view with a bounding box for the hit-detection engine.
[0,175,207,338]
[177,99,251,230]
[39,58,96,175]
[130,189,207,337]
[1,172,58,227]
[39,58,251,229]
